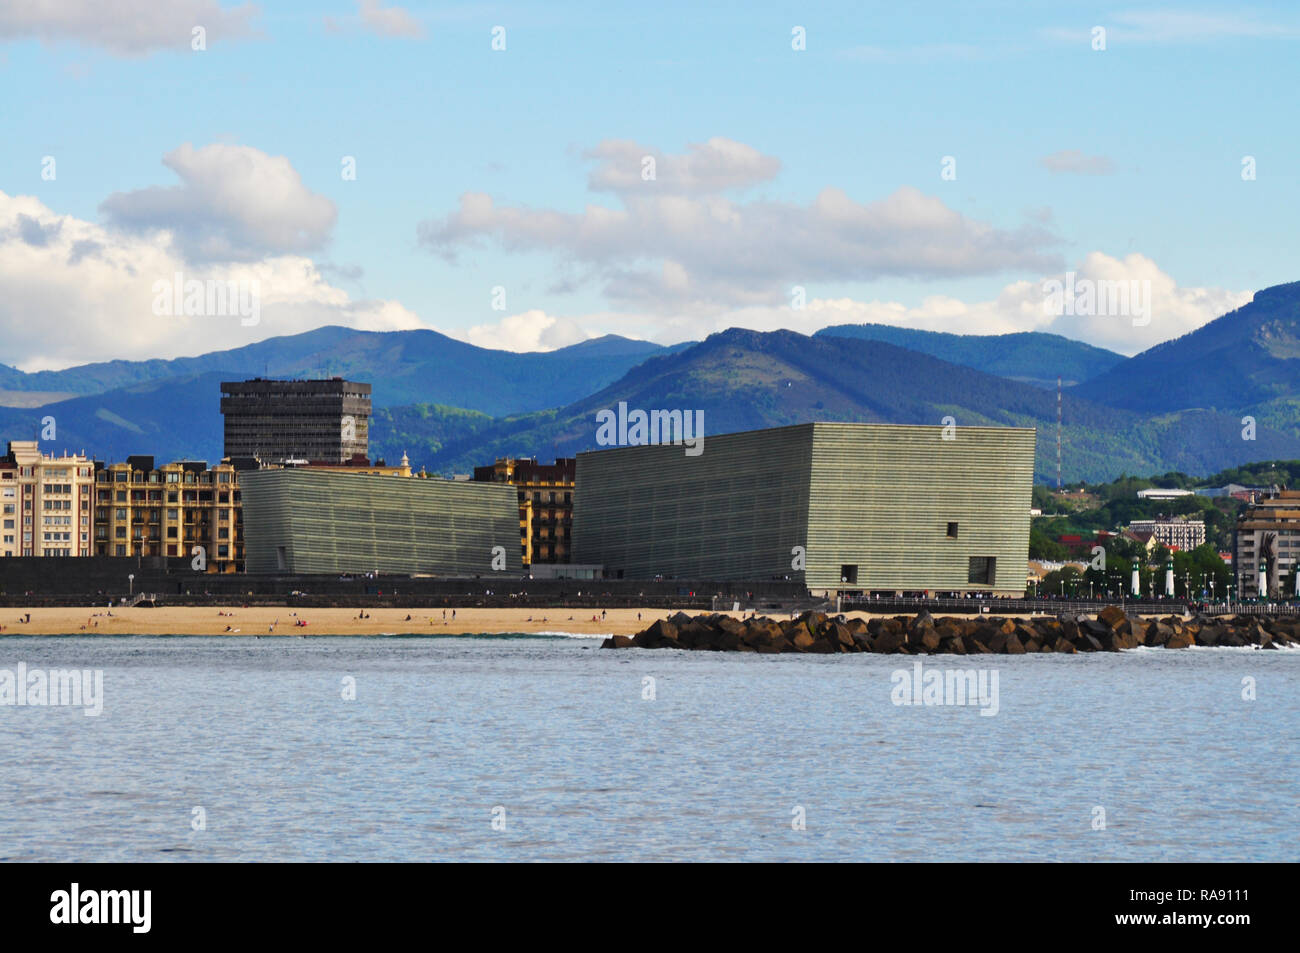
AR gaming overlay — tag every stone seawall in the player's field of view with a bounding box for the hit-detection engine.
[602,606,1300,653]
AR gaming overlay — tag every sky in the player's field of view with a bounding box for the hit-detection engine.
[1,0,1297,371]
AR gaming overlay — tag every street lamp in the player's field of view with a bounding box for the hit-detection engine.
[128,573,134,598]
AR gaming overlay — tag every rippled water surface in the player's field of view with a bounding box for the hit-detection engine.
[1,635,1296,862]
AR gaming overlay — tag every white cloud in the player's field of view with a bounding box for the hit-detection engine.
[0,177,1246,374]
[100,143,337,262]
[419,138,1062,312]
[1037,251,1251,354]
[543,253,1248,358]
[0,0,257,57]
[450,310,600,352]
[1044,11,1299,46]
[585,137,781,194]
[0,190,420,371]
[1039,150,1116,175]
[324,1,424,38]
[1110,10,1297,42]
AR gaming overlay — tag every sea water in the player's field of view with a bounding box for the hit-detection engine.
[0,635,1295,862]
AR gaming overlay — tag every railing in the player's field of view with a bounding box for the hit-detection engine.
[1198,602,1300,616]
[839,595,1300,617]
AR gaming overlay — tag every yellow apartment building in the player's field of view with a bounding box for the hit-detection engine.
[471,457,575,567]
[93,456,243,572]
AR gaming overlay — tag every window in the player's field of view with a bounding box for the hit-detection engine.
[840,564,858,585]
[968,556,996,586]
[947,522,959,539]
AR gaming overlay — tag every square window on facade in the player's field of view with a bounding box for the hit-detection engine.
[967,556,996,586]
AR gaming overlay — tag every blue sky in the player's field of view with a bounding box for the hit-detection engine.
[1,1,1297,369]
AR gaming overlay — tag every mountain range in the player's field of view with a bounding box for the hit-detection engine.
[3,281,1298,483]
[813,324,1123,387]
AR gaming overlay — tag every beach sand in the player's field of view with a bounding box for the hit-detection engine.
[0,606,681,637]
[0,605,1115,637]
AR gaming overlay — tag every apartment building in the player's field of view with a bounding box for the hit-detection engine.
[0,441,95,557]
[471,457,575,568]
[220,378,371,465]
[1126,517,1207,552]
[1235,489,1300,598]
[93,457,243,572]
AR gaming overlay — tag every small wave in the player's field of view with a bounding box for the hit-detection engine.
[1128,642,1300,653]
[532,630,611,639]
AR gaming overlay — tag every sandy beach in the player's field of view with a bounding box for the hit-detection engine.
[0,605,686,637]
[0,605,1118,637]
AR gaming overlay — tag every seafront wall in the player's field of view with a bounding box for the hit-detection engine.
[0,556,806,609]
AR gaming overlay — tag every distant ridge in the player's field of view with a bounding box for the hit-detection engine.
[814,323,1123,387]
[0,326,672,414]
[369,327,1300,483]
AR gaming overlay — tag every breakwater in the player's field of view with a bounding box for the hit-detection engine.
[602,606,1300,653]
